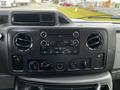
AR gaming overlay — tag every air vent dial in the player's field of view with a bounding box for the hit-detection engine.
[14,33,32,51]
[87,33,103,50]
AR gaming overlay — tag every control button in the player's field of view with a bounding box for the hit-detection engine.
[97,53,104,59]
[73,31,79,38]
[56,63,64,71]
[83,61,87,68]
[69,61,79,70]
[49,41,55,46]
[40,40,48,46]
[29,61,39,71]
[94,53,104,69]
[79,59,91,70]
[72,50,78,54]
[40,31,47,38]
[12,55,23,70]
[0,33,3,40]
[40,61,53,71]
[79,61,84,69]
[62,48,71,54]
[72,40,79,46]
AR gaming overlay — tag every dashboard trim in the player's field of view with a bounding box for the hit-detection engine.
[18,72,112,90]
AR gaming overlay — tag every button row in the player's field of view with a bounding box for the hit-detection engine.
[28,59,91,72]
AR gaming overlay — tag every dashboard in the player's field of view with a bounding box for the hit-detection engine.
[0,11,115,77]
[8,27,108,76]
[0,10,119,90]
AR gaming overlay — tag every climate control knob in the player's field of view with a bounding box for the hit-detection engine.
[40,40,48,46]
[72,40,79,46]
[40,31,47,38]
[73,31,79,38]
[29,61,39,71]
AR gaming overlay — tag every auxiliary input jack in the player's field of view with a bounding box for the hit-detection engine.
[56,63,64,71]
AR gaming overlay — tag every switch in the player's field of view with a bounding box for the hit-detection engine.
[94,53,105,69]
[79,59,91,69]
[40,61,53,71]
[84,61,87,68]
[12,55,23,70]
[69,61,79,70]
[29,61,39,71]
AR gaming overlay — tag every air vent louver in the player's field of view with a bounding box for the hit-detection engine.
[87,33,103,50]
[14,33,32,51]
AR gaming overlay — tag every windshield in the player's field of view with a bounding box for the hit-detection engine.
[1,0,120,22]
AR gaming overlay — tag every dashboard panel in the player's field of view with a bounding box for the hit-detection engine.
[7,27,108,76]
[0,11,115,77]
[0,10,118,90]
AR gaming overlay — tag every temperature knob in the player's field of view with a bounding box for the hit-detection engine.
[40,40,48,46]
[40,31,47,38]
[72,40,79,46]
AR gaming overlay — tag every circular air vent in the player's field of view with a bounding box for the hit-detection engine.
[87,33,103,50]
[14,33,32,51]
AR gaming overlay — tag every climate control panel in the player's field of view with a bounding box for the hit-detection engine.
[40,30,80,55]
[7,28,108,76]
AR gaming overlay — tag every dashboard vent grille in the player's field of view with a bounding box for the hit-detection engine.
[14,33,32,51]
[87,33,102,50]
[12,13,56,26]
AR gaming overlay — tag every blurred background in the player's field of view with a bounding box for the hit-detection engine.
[0,0,120,21]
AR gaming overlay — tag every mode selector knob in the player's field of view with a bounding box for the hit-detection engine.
[72,40,79,46]
[40,40,48,46]
[40,31,47,38]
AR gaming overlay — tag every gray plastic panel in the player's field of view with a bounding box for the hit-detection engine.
[0,75,14,89]
[19,72,112,90]
[114,33,120,69]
